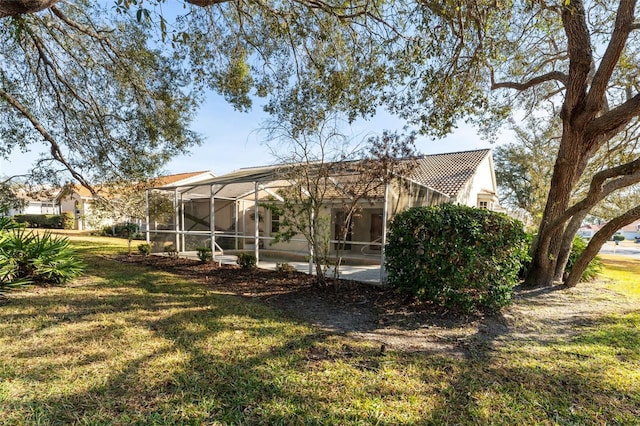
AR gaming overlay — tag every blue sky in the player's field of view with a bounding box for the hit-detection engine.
[0,1,510,180]
[162,91,505,176]
[0,91,505,179]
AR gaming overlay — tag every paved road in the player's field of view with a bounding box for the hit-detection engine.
[599,241,640,258]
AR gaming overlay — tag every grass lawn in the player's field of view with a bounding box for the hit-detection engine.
[599,254,640,299]
[0,236,638,424]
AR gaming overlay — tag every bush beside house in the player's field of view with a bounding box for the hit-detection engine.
[13,213,75,230]
[385,204,528,312]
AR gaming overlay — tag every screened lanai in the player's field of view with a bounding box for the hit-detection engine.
[144,163,450,268]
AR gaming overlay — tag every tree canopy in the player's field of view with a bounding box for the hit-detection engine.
[0,1,200,189]
[386,0,640,287]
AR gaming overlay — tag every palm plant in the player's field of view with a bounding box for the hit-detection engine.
[0,220,83,289]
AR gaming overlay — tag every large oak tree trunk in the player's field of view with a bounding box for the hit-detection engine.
[525,129,586,287]
[553,210,589,282]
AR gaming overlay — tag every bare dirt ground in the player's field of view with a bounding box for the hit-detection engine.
[117,254,638,356]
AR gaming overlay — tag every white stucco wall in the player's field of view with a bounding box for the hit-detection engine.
[455,155,499,209]
[9,201,59,216]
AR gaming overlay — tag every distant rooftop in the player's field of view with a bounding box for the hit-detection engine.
[154,171,213,186]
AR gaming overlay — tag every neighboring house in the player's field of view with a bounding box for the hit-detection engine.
[617,220,640,241]
[56,184,95,230]
[154,171,218,188]
[577,224,604,240]
[146,149,502,260]
[578,220,640,242]
[56,171,216,230]
[7,188,60,216]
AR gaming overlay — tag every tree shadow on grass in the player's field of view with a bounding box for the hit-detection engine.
[415,309,640,424]
[2,256,639,424]
[0,262,383,424]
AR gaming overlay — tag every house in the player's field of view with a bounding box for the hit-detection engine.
[7,187,60,216]
[578,220,640,242]
[616,220,640,241]
[405,149,499,209]
[56,171,216,230]
[145,149,502,262]
[577,223,604,240]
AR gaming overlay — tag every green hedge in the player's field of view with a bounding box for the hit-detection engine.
[101,223,143,239]
[13,213,75,230]
[385,204,529,313]
[566,235,602,281]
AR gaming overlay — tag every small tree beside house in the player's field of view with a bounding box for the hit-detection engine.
[263,115,348,286]
[90,181,174,254]
[329,131,418,280]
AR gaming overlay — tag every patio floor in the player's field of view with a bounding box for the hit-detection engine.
[173,252,385,284]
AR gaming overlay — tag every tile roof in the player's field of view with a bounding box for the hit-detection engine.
[61,171,214,199]
[407,149,490,197]
[152,150,491,201]
[73,185,94,198]
[154,171,212,186]
[15,188,60,202]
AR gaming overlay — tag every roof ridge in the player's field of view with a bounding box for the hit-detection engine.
[414,148,490,160]
[160,170,212,178]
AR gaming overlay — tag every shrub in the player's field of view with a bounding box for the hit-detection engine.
[164,244,178,258]
[13,214,69,229]
[613,234,625,242]
[0,228,83,289]
[520,235,602,283]
[236,252,257,269]
[566,236,602,281]
[100,225,114,236]
[197,247,213,262]
[385,204,528,313]
[137,243,152,256]
[62,212,75,230]
[276,262,294,274]
[101,223,144,239]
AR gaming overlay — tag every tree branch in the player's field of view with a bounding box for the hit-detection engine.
[546,156,640,232]
[0,0,234,17]
[490,70,568,91]
[49,5,112,43]
[0,0,58,18]
[185,0,230,6]
[1,174,31,185]
[0,88,96,194]
[585,0,637,113]
[565,203,640,287]
[585,93,640,141]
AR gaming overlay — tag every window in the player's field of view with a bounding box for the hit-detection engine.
[271,212,280,233]
[479,201,488,209]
